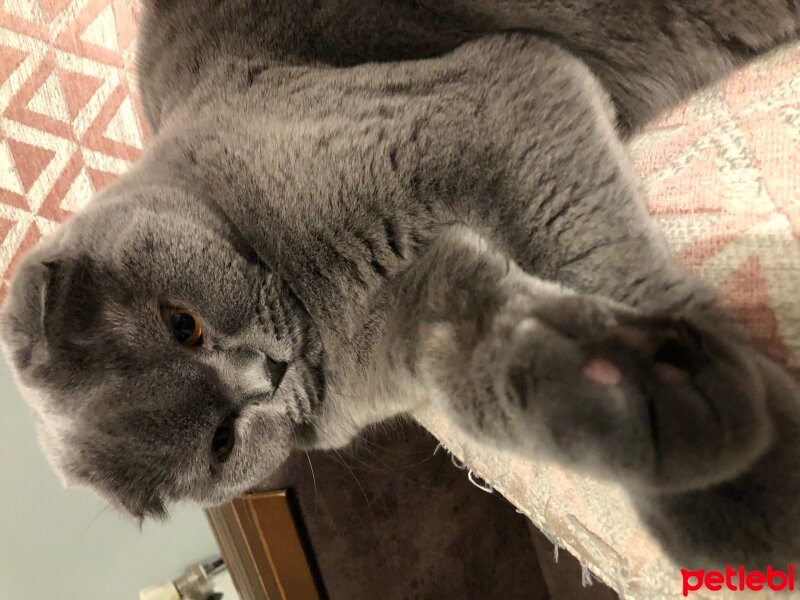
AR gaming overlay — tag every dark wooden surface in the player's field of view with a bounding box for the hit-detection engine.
[207,490,323,600]
[257,425,549,599]
[205,423,619,599]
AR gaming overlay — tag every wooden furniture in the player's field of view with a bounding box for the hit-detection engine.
[206,490,323,600]
[207,486,618,600]
[208,426,558,599]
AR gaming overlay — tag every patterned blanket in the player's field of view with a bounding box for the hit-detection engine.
[0,0,144,303]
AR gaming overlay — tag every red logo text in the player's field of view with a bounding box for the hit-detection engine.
[682,566,796,596]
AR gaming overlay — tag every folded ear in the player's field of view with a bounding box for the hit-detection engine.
[37,259,65,341]
[0,256,64,370]
[19,257,71,346]
[40,255,104,344]
[2,254,96,349]
[0,256,58,339]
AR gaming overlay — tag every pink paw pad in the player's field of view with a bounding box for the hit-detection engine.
[583,359,622,385]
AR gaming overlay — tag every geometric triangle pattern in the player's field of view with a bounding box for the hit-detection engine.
[0,0,148,303]
[0,2,798,378]
[632,43,800,372]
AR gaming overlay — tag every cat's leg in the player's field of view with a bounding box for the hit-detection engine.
[392,226,772,494]
[399,35,800,565]
[393,228,800,566]
[501,0,800,132]
[432,35,716,310]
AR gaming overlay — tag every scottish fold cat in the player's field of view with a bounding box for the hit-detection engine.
[2,0,799,567]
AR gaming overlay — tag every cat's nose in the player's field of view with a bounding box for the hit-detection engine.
[266,356,288,389]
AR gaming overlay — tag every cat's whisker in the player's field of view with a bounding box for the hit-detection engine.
[45,503,111,588]
[331,449,374,523]
[292,428,320,515]
[304,449,319,515]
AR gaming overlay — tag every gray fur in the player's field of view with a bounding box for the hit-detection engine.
[1,0,799,568]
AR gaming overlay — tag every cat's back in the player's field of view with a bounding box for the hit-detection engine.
[135,0,507,131]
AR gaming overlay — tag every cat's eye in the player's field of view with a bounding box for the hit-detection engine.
[164,308,203,347]
[211,417,236,463]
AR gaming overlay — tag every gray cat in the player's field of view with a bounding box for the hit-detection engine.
[1,0,799,569]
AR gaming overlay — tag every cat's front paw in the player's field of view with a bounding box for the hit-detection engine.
[477,295,774,491]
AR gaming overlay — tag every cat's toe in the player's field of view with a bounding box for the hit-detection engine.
[582,317,711,378]
[582,358,622,385]
[586,315,773,489]
[501,305,774,490]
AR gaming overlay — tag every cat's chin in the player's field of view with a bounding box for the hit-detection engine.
[292,416,362,451]
[292,421,321,448]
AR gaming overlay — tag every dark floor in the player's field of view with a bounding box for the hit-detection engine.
[260,420,617,599]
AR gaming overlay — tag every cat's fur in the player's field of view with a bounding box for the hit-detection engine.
[1,0,799,568]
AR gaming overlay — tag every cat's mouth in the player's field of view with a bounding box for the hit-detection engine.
[256,272,327,411]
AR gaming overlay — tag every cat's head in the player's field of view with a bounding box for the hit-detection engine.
[0,183,323,520]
